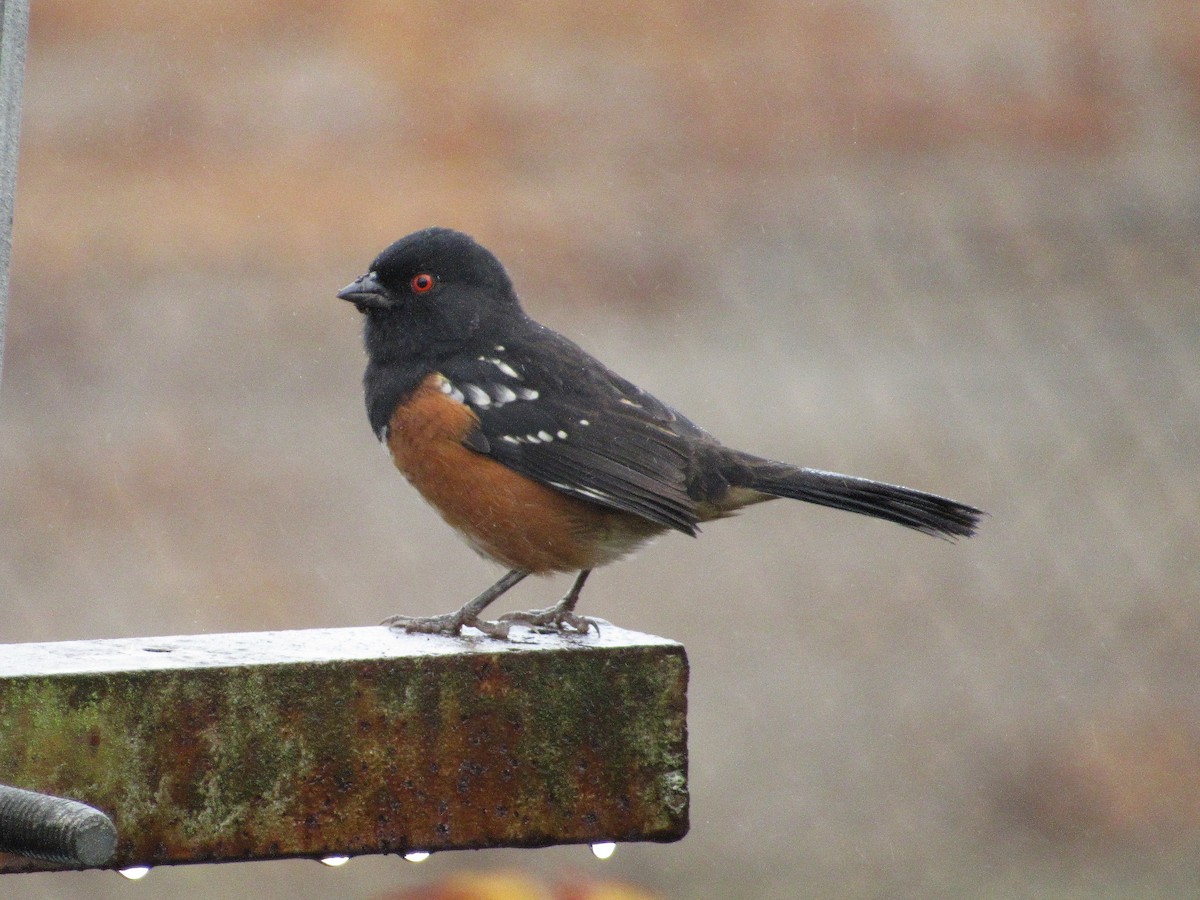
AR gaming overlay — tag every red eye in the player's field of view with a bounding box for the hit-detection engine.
[411,273,435,293]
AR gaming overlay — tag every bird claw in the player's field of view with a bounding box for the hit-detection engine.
[497,606,600,635]
[381,612,511,640]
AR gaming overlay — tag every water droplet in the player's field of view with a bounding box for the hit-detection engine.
[319,855,350,867]
[403,850,430,863]
[590,842,616,860]
[118,866,151,880]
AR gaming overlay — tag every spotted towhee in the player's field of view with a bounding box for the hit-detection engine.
[338,227,983,638]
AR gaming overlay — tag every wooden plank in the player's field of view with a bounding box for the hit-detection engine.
[0,626,689,873]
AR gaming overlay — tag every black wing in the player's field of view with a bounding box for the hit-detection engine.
[438,327,707,535]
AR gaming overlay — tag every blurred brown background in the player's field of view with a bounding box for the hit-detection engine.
[2,1,1199,897]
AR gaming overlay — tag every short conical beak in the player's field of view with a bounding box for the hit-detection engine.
[337,273,387,308]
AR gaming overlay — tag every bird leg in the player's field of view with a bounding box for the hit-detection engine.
[498,570,598,634]
[382,568,529,639]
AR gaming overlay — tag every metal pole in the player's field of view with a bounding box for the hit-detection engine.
[0,0,30,388]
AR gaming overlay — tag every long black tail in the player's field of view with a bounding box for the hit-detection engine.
[734,455,983,539]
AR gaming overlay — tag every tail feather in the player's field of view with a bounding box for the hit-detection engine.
[734,457,983,539]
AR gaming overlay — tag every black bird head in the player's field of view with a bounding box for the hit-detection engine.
[338,227,525,358]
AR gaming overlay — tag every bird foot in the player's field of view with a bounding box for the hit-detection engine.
[381,611,510,640]
[497,606,599,635]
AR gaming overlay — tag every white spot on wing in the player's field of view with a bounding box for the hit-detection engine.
[464,384,491,407]
[536,430,553,442]
[546,480,611,504]
[435,372,465,404]
[490,359,520,379]
[525,434,541,444]
[491,384,518,404]
[556,430,568,439]
[517,387,539,400]
[502,435,520,444]
[576,486,613,503]
[579,419,590,426]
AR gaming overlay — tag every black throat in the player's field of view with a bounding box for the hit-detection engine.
[363,356,428,440]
